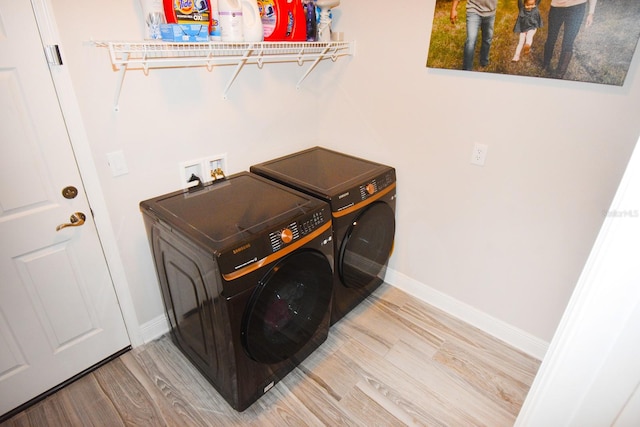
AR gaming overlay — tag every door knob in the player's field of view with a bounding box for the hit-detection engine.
[56,212,86,231]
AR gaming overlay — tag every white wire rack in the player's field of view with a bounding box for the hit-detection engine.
[94,41,355,110]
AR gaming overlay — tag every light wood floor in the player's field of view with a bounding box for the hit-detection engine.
[1,284,540,426]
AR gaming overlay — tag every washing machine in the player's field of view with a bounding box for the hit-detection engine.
[251,147,396,325]
[140,172,334,411]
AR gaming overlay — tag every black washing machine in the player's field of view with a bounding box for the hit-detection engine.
[140,172,334,411]
[251,147,396,325]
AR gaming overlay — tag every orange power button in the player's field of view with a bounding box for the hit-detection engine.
[366,183,376,195]
[281,228,293,244]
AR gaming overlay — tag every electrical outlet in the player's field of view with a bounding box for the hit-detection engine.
[204,153,227,182]
[471,143,488,166]
[179,159,204,188]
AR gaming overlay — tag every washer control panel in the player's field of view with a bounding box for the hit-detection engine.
[219,205,330,279]
[268,210,326,252]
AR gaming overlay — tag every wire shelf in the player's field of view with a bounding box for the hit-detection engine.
[94,40,354,109]
[100,41,353,67]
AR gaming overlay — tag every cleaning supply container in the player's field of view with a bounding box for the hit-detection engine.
[164,0,210,24]
[259,0,305,41]
[241,0,263,42]
[219,0,244,41]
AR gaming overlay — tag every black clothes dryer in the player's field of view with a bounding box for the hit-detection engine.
[251,147,396,325]
[140,172,334,411]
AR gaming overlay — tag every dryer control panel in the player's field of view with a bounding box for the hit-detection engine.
[334,168,396,214]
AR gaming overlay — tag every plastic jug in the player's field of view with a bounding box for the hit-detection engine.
[219,0,244,41]
[259,0,305,41]
[242,0,264,42]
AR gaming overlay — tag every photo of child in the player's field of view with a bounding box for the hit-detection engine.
[512,0,543,62]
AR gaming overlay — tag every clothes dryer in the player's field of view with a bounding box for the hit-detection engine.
[140,172,333,411]
[251,147,396,325]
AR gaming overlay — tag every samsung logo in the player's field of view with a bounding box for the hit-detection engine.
[233,243,251,254]
[338,192,350,199]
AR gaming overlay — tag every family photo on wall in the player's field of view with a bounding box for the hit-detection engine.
[426,0,640,86]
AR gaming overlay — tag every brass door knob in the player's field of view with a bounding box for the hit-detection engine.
[56,212,86,231]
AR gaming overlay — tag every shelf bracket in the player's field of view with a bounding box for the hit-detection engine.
[206,51,216,71]
[113,52,130,112]
[222,46,254,100]
[296,44,333,90]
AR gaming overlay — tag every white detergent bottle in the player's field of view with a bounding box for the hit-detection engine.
[241,0,263,42]
[210,0,222,40]
[219,0,244,41]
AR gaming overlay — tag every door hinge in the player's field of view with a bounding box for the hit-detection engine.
[44,44,63,66]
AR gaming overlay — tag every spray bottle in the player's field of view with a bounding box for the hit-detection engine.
[316,0,339,42]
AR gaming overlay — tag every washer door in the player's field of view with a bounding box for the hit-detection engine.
[339,202,396,289]
[242,249,332,364]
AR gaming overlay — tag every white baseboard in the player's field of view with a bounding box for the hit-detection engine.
[139,314,170,345]
[385,268,549,360]
[137,270,548,360]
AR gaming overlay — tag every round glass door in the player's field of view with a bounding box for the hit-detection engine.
[242,249,332,364]
[338,202,395,289]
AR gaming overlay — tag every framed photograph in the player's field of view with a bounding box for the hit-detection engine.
[426,0,640,86]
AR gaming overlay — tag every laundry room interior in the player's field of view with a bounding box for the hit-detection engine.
[5,0,640,424]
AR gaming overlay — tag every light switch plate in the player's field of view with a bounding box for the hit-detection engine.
[107,150,129,177]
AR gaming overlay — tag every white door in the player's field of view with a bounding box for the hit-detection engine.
[0,0,130,416]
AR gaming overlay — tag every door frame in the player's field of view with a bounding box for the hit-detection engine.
[30,0,143,346]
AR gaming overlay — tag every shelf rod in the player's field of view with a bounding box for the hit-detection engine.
[113,52,130,112]
[222,46,254,100]
[296,44,333,89]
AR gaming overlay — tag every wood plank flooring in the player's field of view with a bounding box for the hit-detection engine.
[1,284,540,426]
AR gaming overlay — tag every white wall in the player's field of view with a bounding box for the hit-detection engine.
[516,137,640,426]
[50,0,640,345]
[320,1,640,343]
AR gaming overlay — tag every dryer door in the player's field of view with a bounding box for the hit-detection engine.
[242,249,332,364]
[339,202,396,289]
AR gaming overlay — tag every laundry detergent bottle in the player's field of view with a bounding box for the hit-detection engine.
[241,0,263,42]
[218,0,244,41]
[286,0,306,41]
[164,0,210,25]
[259,0,305,41]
